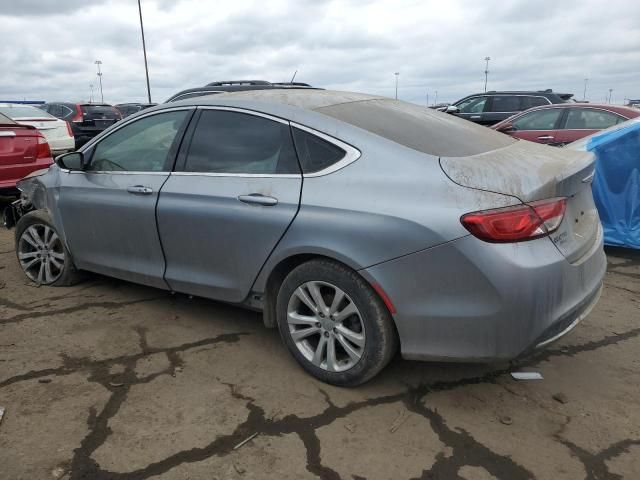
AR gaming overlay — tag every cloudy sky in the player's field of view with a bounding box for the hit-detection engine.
[1,0,638,105]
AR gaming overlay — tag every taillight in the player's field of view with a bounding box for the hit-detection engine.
[461,197,567,243]
[65,121,74,137]
[36,136,52,159]
[72,104,84,123]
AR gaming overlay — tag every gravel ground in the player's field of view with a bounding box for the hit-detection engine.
[1,199,639,480]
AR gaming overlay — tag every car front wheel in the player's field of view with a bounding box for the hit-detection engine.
[15,211,81,286]
[276,259,397,386]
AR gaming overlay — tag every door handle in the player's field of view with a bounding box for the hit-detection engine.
[238,194,278,206]
[537,135,554,140]
[127,185,153,195]
[470,115,481,119]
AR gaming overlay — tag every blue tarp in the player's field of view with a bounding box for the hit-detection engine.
[570,118,640,249]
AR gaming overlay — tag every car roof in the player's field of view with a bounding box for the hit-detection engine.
[174,89,384,111]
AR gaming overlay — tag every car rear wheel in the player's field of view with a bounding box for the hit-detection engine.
[276,259,397,386]
[15,211,81,286]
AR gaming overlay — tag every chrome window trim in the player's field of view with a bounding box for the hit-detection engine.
[59,168,169,176]
[196,105,290,125]
[171,172,301,179]
[290,122,362,178]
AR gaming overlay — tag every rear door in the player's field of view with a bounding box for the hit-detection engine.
[554,107,627,146]
[56,108,192,287]
[509,108,563,145]
[157,107,302,302]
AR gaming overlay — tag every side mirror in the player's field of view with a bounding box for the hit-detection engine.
[445,105,459,114]
[496,123,516,133]
[56,151,86,171]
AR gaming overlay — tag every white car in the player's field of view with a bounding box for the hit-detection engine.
[0,104,74,155]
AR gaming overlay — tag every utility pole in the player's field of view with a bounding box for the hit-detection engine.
[484,56,491,92]
[138,0,152,103]
[95,60,103,103]
[90,84,94,103]
[435,90,438,105]
[426,92,429,107]
[583,78,589,101]
[394,72,399,100]
[608,88,613,104]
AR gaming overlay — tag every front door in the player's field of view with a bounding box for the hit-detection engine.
[509,108,563,145]
[157,108,302,303]
[56,109,192,288]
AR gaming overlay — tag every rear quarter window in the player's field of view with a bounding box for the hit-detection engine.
[316,99,515,157]
[292,128,346,173]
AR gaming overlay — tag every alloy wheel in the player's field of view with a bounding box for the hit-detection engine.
[287,281,366,372]
[18,224,65,284]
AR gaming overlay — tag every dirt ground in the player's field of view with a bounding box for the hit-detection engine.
[1,201,639,480]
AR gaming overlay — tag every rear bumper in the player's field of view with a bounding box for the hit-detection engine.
[361,225,606,362]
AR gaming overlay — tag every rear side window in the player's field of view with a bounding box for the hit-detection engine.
[565,108,625,130]
[292,128,346,174]
[489,96,521,112]
[184,110,299,174]
[521,96,550,109]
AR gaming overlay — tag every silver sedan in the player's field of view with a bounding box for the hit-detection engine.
[5,90,606,385]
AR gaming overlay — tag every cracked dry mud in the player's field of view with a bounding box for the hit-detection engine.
[1,209,639,479]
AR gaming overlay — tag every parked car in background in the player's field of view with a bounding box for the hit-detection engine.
[5,91,605,385]
[40,103,122,148]
[115,103,157,118]
[445,90,574,125]
[0,103,74,155]
[165,79,318,102]
[566,117,640,249]
[0,112,53,195]
[491,104,640,146]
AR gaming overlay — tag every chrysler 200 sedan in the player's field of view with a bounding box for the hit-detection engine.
[4,90,606,386]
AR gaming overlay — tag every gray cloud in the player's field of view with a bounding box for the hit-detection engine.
[0,0,638,105]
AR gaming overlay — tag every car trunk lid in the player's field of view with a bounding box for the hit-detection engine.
[440,141,599,263]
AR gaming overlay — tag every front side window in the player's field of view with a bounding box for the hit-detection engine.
[564,108,625,130]
[489,95,521,112]
[456,96,488,114]
[87,110,188,172]
[184,110,299,174]
[512,109,562,130]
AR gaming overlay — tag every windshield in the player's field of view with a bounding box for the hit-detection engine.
[0,105,55,119]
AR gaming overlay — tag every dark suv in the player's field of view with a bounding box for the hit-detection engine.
[445,90,574,125]
[40,103,122,147]
[165,80,318,103]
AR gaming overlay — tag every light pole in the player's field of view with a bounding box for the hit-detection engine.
[90,84,94,103]
[608,88,613,104]
[583,78,589,101]
[394,72,399,100]
[426,92,429,107]
[435,90,438,105]
[138,0,152,103]
[95,60,103,103]
[484,56,491,92]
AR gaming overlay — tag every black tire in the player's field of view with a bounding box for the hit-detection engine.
[276,259,397,386]
[14,210,82,286]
